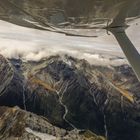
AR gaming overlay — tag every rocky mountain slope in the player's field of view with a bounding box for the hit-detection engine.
[0,54,140,140]
[0,106,105,140]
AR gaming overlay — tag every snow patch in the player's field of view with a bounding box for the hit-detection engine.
[25,127,56,140]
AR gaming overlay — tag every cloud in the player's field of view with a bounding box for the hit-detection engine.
[0,20,126,66]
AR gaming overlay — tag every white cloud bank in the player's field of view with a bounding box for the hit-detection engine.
[0,20,133,66]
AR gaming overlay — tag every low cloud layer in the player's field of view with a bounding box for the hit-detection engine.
[0,20,128,66]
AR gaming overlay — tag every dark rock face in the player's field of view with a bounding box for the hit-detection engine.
[0,57,23,108]
[0,54,140,140]
[0,55,14,95]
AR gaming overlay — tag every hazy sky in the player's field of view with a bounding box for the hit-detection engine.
[0,19,139,65]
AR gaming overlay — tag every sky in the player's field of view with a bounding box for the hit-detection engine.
[0,19,140,66]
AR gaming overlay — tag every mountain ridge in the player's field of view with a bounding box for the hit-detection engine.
[0,54,140,139]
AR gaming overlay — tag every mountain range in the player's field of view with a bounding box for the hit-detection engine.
[0,54,140,140]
